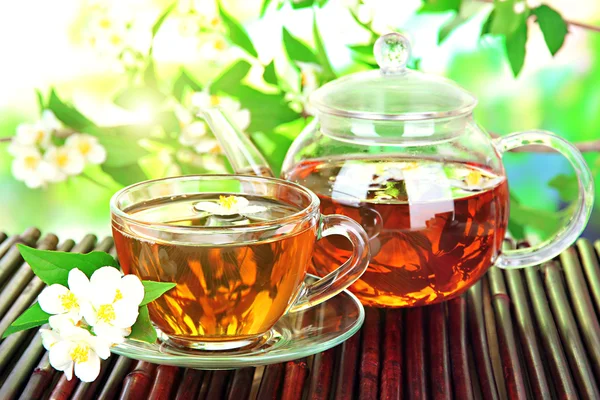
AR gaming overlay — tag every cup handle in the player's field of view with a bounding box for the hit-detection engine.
[288,214,371,312]
[493,130,594,269]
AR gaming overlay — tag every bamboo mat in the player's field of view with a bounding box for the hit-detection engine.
[0,228,599,399]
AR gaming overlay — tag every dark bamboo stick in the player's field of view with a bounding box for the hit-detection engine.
[359,307,380,400]
[97,357,134,400]
[256,363,284,400]
[226,368,255,400]
[0,235,19,261]
[18,353,56,400]
[541,258,600,397]
[205,370,231,400]
[197,370,213,400]
[466,281,499,400]
[481,277,507,400]
[307,348,336,400]
[448,297,474,400]
[405,307,427,400]
[118,361,157,399]
[174,369,205,400]
[381,309,403,400]
[560,246,600,381]
[504,267,552,400]
[0,227,40,286]
[49,374,80,400]
[147,365,180,400]
[522,256,577,399]
[0,234,63,319]
[427,304,451,400]
[0,327,47,399]
[487,267,528,399]
[579,239,600,315]
[280,360,308,400]
[333,329,360,400]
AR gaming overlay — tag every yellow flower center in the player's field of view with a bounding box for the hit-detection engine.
[35,130,45,144]
[210,95,221,106]
[78,141,92,155]
[208,143,221,154]
[70,344,90,363]
[210,17,220,27]
[24,155,39,169]
[114,289,123,302]
[56,153,69,168]
[214,38,226,50]
[99,18,112,29]
[466,170,482,186]
[301,71,309,86]
[96,304,116,323]
[110,34,123,46]
[59,291,79,311]
[218,195,237,210]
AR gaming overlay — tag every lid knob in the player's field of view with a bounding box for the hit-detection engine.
[374,32,411,75]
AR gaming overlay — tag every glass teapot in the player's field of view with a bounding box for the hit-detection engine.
[202,33,594,308]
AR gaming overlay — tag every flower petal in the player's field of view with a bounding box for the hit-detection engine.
[74,351,101,382]
[90,267,122,304]
[49,341,74,371]
[87,145,107,164]
[68,268,91,302]
[89,336,112,360]
[242,205,267,214]
[93,324,128,344]
[193,201,222,214]
[113,301,139,328]
[81,302,98,327]
[40,328,61,350]
[118,275,144,306]
[49,313,79,333]
[64,365,74,381]
[38,284,69,314]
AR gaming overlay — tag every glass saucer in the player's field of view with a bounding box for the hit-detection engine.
[111,275,364,369]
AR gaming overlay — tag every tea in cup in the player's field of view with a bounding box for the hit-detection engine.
[110,175,370,350]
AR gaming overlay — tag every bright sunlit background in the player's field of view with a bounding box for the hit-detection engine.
[0,0,599,241]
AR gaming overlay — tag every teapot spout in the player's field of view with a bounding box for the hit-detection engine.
[199,108,274,177]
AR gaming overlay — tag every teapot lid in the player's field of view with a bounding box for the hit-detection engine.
[309,33,477,121]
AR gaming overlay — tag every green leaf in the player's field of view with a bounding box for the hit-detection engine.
[420,0,461,13]
[347,43,377,66]
[17,244,118,286]
[505,17,528,76]
[172,69,202,102]
[348,9,377,38]
[316,0,330,6]
[480,10,495,37]
[250,131,294,176]
[98,135,149,168]
[313,14,336,80]
[282,28,319,65]
[128,305,157,343]
[218,2,258,58]
[260,0,274,17]
[113,87,166,111]
[143,60,159,89]
[508,194,567,238]
[152,2,176,38]
[438,15,466,44]
[491,0,522,36]
[2,303,50,339]
[263,60,278,85]
[210,60,253,94]
[532,5,568,55]
[548,174,578,202]
[102,163,148,186]
[35,89,46,112]
[141,281,177,306]
[291,0,314,9]
[48,89,95,131]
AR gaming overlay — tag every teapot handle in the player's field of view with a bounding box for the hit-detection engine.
[492,130,594,269]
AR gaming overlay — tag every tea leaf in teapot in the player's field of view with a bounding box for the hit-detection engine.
[218,2,258,58]
[505,17,528,76]
[532,5,568,56]
[282,27,319,65]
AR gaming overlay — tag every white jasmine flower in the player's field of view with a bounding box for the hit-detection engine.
[198,34,230,61]
[66,134,107,165]
[194,195,266,216]
[194,138,221,154]
[285,62,321,115]
[175,104,209,147]
[11,147,59,188]
[191,90,250,131]
[9,110,61,154]
[81,267,145,343]
[38,269,91,321]
[40,315,111,382]
[44,146,85,180]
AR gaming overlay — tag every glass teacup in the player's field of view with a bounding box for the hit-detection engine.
[110,175,370,350]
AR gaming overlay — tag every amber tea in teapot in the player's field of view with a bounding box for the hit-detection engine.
[286,156,508,307]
